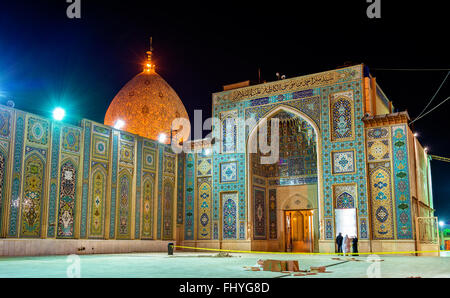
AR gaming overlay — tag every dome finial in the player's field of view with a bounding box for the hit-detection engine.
[144,37,155,72]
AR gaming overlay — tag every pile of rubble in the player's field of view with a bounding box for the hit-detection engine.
[214,252,233,258]
[243,259,332,276]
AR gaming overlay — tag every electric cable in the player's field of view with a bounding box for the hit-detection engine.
[413,71,450,121]
[410,95,450,124]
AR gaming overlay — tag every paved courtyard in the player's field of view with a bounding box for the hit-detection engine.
[0,251,449,278]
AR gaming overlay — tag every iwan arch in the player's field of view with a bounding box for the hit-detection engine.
[0,60,438,256]
[245,104,322,253]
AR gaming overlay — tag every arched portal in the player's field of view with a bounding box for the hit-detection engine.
[20,153,46,238]
[246,105,322,252]
[88,164,107,238]
[57,159,77,238]
[141,174,155,239]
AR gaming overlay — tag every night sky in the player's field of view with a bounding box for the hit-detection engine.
[0,1,449,220]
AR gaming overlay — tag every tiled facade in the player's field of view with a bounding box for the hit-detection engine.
[0,64,435,254]
[0,108,178,242]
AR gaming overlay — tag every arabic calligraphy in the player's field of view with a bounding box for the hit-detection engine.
[214,65,361,103]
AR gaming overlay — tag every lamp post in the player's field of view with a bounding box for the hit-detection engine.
[114,119,125,130]
[158,133,167,144]
[52,107,65,121]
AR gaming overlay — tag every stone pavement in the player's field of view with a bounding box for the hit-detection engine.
[0,252,449,278]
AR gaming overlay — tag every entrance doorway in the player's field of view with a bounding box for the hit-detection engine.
[285,210,314,252]
[334,208,357,238]
[246,106,321,252]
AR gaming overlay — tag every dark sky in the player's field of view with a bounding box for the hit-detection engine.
[0,1,449,220]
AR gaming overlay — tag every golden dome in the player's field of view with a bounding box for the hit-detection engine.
[104,47,189,143]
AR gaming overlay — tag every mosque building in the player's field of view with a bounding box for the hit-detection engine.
[0,45,439,256]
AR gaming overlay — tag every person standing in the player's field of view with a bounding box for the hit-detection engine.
[336,232,343,255]
[352,236,359,256]
[343,234,350,256]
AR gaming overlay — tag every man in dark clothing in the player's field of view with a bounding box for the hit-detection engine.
[352,236,359,256]
[336,233,343,255]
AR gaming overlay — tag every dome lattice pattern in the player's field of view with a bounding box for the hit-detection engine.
[104,70,190,143]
